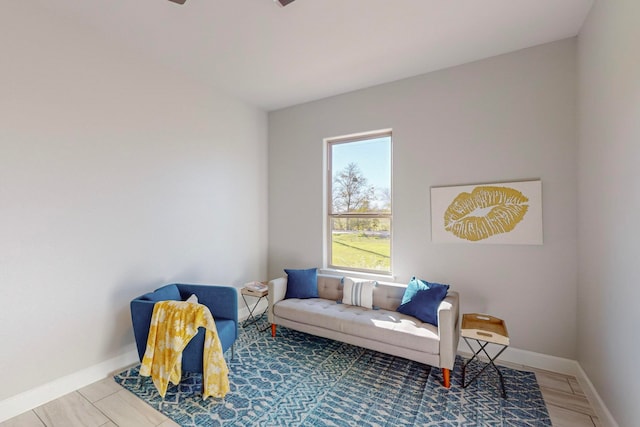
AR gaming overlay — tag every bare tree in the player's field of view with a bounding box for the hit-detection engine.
[332,162,375,214]
[378,187,391,213]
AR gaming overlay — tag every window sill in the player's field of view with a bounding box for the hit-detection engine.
[319,268,396,283]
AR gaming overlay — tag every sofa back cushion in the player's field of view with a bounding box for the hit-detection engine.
[372,282,406,311]
[316,274,406,311]
[317,274,343,301]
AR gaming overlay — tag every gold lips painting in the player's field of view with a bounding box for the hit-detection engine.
[430,180,543,244]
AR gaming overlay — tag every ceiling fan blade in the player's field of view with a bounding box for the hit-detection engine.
[275,0,296,6]
[168,0,187,4]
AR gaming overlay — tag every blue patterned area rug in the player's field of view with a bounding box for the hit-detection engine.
[114,326,551,426]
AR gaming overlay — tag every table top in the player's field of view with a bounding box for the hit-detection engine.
[241,286,268,297]
[461,313,509,346]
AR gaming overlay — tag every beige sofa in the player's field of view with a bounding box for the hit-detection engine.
[267,273,460,387]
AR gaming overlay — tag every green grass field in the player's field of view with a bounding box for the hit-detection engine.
[332,233,390,271]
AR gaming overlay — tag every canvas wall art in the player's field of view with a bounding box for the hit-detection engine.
[430,180,543,244]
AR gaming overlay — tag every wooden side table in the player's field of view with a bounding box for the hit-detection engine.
[241,284,269,332]
[461,313,510,398]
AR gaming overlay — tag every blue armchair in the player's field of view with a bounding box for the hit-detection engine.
[130,283,238,373]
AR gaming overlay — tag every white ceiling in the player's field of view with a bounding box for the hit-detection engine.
[41,0,593,111]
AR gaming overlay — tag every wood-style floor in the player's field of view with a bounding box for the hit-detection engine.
[1,363,601,427]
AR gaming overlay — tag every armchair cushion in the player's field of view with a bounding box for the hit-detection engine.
[140,284,181,302]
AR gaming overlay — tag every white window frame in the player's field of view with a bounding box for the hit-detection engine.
[323,129,392,276]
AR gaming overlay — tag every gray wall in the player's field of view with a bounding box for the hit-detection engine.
[269,39,578,359]
[577,0,640,425]
[0,3,268,401]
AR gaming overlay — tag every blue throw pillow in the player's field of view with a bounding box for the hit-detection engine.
[401,277,449,305]
[141,284,182,302]
[396,286,449,326]
[284,268,319,299]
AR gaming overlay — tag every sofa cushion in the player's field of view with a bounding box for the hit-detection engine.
[284,268,319,299]
[273,298,439,354]
[397,286,448,326]
[141,284,181,302]
[401,277,449,305]
[342,278,377,309]
[312,275,405,311]
[317,274,344,301]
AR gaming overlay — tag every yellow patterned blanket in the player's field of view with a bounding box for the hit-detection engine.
[139,300,229,399]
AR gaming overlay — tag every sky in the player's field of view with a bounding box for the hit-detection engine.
[331,136,391,191]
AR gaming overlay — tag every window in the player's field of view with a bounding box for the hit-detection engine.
[326,131,392,274]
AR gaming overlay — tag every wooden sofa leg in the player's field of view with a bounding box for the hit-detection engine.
[271,323,277,337]
[442,368,451,388]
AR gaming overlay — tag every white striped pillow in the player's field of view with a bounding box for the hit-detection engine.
[342,278,377,309]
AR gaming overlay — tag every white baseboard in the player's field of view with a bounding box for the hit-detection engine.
[0,301,268,424]
[238,299,269,324]
[457,341,579,375]
[574,364,619,427]
[457,342,618,427]
[1,333,618,426]
[0,346,139,423]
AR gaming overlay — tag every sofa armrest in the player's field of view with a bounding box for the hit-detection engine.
[437,291,460,370]
[267,277,287,323]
